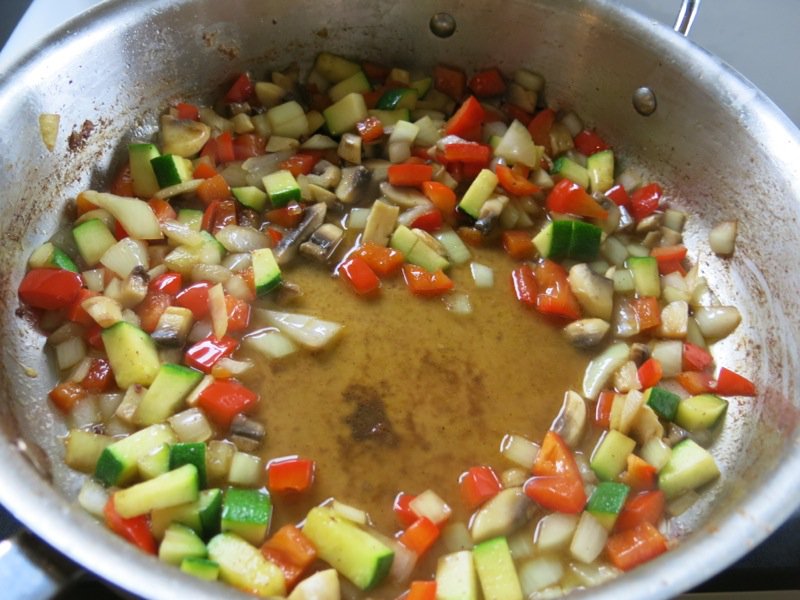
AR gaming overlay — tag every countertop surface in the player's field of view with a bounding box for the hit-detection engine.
[0,0,798,597]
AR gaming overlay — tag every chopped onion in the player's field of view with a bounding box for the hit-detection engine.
[569,512,608,563]
[121,308,141,327]
[100,238,149,279]
[659,300,689,339]
[191,263,231,284]
[198,106,233,132]
[582,342,630,399]
[469,262,494,288]
[215,225,270,253]
[168,408,213,443]
[560,111,584,137]
[616,168,643,192]
[301,134,338,150]
[611,269,635,294]
[535,513,579,552]
[500,467,529,488]
[651,340,683,377]
[663,209,687,232]
[242,151,292,181]
[568,561,622,586]
[75,208,115,229]
[573,452,597,484]
[409,489,451,525]
[709,220,737,256]
[519,556,565,595]
[441,522,473,552]
[185,374,214,407]
[434,229,471,265]
[346,207,370,230]
[212,357,253,379]
[219,162,250,188]
[686,317,707,349]
[500,434,540,469]
[442,292,473,315]
[97,392,124,421]
[55,336,87,371]
[375,533,416,584]
[244,329,298,359]
[507,529,535,560]
[81,268,106,292]
[154,178,203,200]
[694,306,741,339]
[388,141,411,163]
[613,298,640,338]
[206,440,235,482]
[66,356,92,383]
[640,437,672,471]
[82,295,123,328]
[82,191,162,240]
[612,360,641,393]
[228,452,262,487]
[69,396,100,429]
[332,500,368,525]
[115,385,145,423]
[188,320,213,343]
[224,274,253,301]
[47,322,84,346]
[222,253,252,272]
[78,478,110,518]
[161,219,205,247]
[104,417,134,437]
[257,309,343,350]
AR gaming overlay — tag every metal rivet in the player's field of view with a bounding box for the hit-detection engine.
[633,86,657,116]
[430,12,456,38]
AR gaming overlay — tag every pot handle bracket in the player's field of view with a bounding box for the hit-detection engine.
[0,530,83,599]
[674,0,700,37]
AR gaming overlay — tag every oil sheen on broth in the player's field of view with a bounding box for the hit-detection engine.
[241,243,589,543]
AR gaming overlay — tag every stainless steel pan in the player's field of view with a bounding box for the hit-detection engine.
[0,1,798,598]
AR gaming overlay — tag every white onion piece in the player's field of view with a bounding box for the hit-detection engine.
[651,340,683,377]
[208,283,228,339]
[100,238,149,279]
[244,329,298,359]
[242,151,292,180]
[409,489,451,525]
[506,529,535,560]
[570,512,608,563]
[709,220,737,256]
[55,337,87,371]
[47,322,84,346]
[535,513,579,552]
[207,440,235,482]
[332,500,368,526]
[75,208,115,229]
[222,252,252,272]
[640,437,672,471]
[568,562,622,587]
[301,134,338,150]
[82,191,162,240]
[228,452,262,487]
[500,468,529,488]
[434,230,471,265]
[219,162,250,188]
[694,306,741,339]
[442,292,472,315]
[161,220,205,247]
[224,274,253,301]
[347,207,370,230]
[287,570,340,600]
[441,522,473,552]
[168,408,213,443]
[388,142,411,163]
[188,320,213,343]
[185,375,214,408]
[104,417,134,437]
[66,356,92,383]
[469,262,494,288]
[97,392,124,421]
[500,434,539,469]
[81,268,106,292]
[519,556,564,595]
[257,309,343,350]
[215,225,270,253]
[78,478,110,518]
[582,342,630,399]
[154,178,203,200]
[191,263,231,284]
[70,396,100,429]
[212,357,253,379]
[121,308,141,327]
[574,452,597,484]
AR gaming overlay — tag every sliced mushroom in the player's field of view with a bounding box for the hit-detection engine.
[562,318,610,349]
[379,181,429,208]
[338,133,362,164]
[81,295,123,328]
[299,223,344,262]
[616,205,635,232]
[307,183,337,205]
[275,281,304,305]
[160,114,211,157]
[630,342,651,366]
[119,266,149,308]
[336,166,371,204]
[150,306,194,348]
[550,390,587,448]
[273,202,327,265]
[470,487,535,543]
[629,404,664,445]
[475,195,509,235]
[635,213,663,234]
[362,200,400,246]
[568,264,614,320]
[609,389,645,435]
[612,360,642,393]
[306,161,342,190]
[230,414,266,452]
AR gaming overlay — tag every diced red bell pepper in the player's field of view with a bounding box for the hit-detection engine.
[196,174,231,205]
[441,142,491,165]
[527,108,556,153]
[421,181,457,220]
[260,547,304,591]
[496,164,540,196]
[265,204,304,229]
[459,466,502,510]
[149,272,182,295]
[676,370,715,395]
[104,497,157,554]
[193,159,218,180]
[338,255,381,296]
[225,294,251,332]
[502,103,532,126]
[114,220,129,241]
[444,96,485,140]
[176,102,199,121]
[85,324,104,350]
[361,61,390,82]
[714,367,756,396]
[410,209,443,232]
[280,153,319,178]
[262,525,317,570]
[147,198,177,223]
[66,288,97,327]
[233,133,266,161]
[175,281,213,319]
[402,265,454,296]
[606,521,668,571]
[605,183,631,209]
[614,491,665,533]
[388,163,434,187]
[618,455,658,492]
[110,164,135,197]
[82,358,114,393]
[630,183,662,221]
[594,391,617,429]
[433,64,467,100]
[502,230,536,261]
[393,492,418,527]
[533,260,582,320]
[637,357,663,389]
[352,243,405,277]
[468,68,507,97]
[546,179,608,219]
[135,291,172,333]
[18,268,83,310]
[184,336,239,375]
[632,296,661,331]
[76,191,99,215]
[214,131,236,164]
[682,343,713,372]
[398,517,440,556]
[511,265,538,308]
[523,431,586,514]
[224,73,254,103]
[651,245,687,275]
[457,226,483,247]
[49,381,87,412]
[356,116,385,143]
[407,581,437,600]
[196,378,257,428]
[266,228,283,246]
[573,129,610,156]
[268,457,316,493]
[202,198,238,233]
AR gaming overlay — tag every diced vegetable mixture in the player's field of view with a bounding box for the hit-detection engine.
[17,52,752,598]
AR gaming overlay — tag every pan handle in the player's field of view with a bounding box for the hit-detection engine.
[673,0,701,36]
[0,530,81,599]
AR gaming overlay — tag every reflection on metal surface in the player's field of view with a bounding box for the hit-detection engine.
[429,12,456,38]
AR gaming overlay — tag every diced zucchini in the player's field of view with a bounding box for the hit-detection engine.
[388,225,449,272]
[473,537,524,600]
[159,523,207,565]
[329,70,371,103]
[552,157,590,189]
[251,248,281,296]
[628,256,661,297]
[138,443,171,480]
[73,219,117,266]
[389,224,419,255]
[151,154,192,188]
[436,550,479,600]
[94,423,177,486]
[302,506,394,591]
[177,208,203,231]
[29,242,78,272]
[376,88,418,110]
[324,93,368,136]
[266,101,308,139]
[221,488,272,546]
[458,169,499,219]
[151,488,222,540]
[410,77,433,98]
[64,429,112,474]
[314,52,361,83]
[590,430,636,481]
[368,108,411,128]
[658,439,721,499]
[134,363,204,426]
[207,533,286,596]
[263,169,301,207]
[674,394,728,431]
[569,221,602,261]
[232,186,268,212]
[533,220,570,260]
[101,321,161,388]
[586,482,630,530]
[181,557,220,581]
[113,464,199,518]
[169,443,208,488]
[129,143,161,198]
[586,149,614,194]
[644,386,681,421]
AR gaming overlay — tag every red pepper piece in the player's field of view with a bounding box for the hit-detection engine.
[18,268,83,310]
